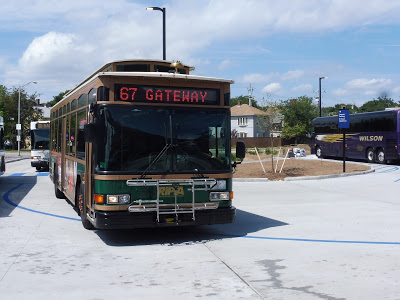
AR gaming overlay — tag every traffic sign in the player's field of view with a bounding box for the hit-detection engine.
[338,109,350,129]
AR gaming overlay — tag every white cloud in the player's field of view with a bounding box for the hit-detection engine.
[292,84,313,92]
[241,73,275,83]
[333,78,394,97]
[262,82,282,94]
[282,70,305,80]
[218,59,233,70]
[2,0,400,101]
[391,86,400,94]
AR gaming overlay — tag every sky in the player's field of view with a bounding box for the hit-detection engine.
[1,0,400,108]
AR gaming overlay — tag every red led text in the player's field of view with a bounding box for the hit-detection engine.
[145,89,207,103]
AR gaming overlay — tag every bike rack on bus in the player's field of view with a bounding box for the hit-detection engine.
[126,178,217,223]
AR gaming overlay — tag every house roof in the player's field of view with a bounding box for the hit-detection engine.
[231,104,267,116]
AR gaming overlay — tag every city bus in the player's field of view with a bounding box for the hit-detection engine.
[311,109,400,163]
[30,121,50,170]
[0,117,5,175]
[49,59,245,230]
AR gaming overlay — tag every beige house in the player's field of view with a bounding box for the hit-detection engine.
[231,103,282,138]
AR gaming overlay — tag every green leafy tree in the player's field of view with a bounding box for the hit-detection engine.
[256,100,282,172]
[48,90,69,107]
[359,96,399,112]
[230,95,261,109]
[322,103,359,116]
[280,96,317,142]
[3,87,42,149]
[0,85,7,117]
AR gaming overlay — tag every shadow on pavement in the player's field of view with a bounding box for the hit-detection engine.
[96,209,288,247]
[0,176,37,217]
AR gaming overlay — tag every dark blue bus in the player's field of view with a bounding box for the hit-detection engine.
[311,110,400,163]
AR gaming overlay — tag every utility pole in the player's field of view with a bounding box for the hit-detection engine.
[247,84,254,107]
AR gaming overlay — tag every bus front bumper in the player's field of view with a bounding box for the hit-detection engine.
[92,206,236,229]
[31,160,49,168]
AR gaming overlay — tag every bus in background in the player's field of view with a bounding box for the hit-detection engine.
[0,117,5,175]
[311,109,400,164]
[50,59,245,230]
[30,121,50,170]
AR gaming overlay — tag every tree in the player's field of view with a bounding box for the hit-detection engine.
[322,103,359,116]
[0,85,7,117]
[359,96,399,112]
[256,100,282,172]
[230,95,261,109]
[279,96,317,143]
[2,87,42,149]
[48,90,70,107]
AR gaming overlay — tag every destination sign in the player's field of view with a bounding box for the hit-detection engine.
[36,122,50,129]
[114,84,219,105]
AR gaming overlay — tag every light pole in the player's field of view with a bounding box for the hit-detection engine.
[319,76,327,117]
[146,6,166,60]
[17,81,37,156]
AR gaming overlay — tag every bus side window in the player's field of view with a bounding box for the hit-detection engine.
[76,110,86,160]
[57,119,62,152]
[89,88,96,104]
[65,116,70,155]
[70,113,76,156]
[97,86,110,101]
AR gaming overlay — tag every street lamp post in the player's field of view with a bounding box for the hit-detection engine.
[17,81,37,156]
[146,6,166,60]
[319,76,327,117]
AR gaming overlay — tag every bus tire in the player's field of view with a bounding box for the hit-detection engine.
[77,183,95,230]
[366,148,375,163]
[316,146,322,158]
[376,149,385,164]
[54,166,65,199]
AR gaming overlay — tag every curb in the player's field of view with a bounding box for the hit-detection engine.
[5,157,30,163]
[233,167,375,182]
[233,178,269,182]
[284,168,375,181]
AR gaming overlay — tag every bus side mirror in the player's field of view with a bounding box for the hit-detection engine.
[84,123,97,143]
[236,141,246,159]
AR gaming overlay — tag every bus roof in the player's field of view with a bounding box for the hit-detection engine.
[313,109,400,121]
[60,59,233,104]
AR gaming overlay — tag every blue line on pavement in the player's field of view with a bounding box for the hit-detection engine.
[3,183,80,221]
[239,235,400,245]
[9,173,25,177]
[36,172,50,176]
[3,183,400,245]
[376,167,399,173]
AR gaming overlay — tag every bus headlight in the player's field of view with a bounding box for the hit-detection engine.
[212,180,226,190]
[107,194,130,204]
[209,192,230,201]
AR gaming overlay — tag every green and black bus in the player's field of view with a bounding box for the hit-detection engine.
[50,59,245,229]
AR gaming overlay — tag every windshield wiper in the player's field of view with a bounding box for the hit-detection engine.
[138,143,171,179]
[138,120,171,179]
[174,143,206,178]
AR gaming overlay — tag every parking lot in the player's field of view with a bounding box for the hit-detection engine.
[1,156,399,299]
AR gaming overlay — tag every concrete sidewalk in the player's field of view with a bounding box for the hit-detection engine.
[5,151,31,163]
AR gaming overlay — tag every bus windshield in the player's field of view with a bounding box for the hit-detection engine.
[31,129,50,150]
[96,106,231,174]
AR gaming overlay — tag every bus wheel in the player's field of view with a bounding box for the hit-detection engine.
[376,149,385,164]
[36,166,41,171]
[54,167,65,199]
[78,183,95,230]
[316,146,322,158]
[366,148,375,163]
